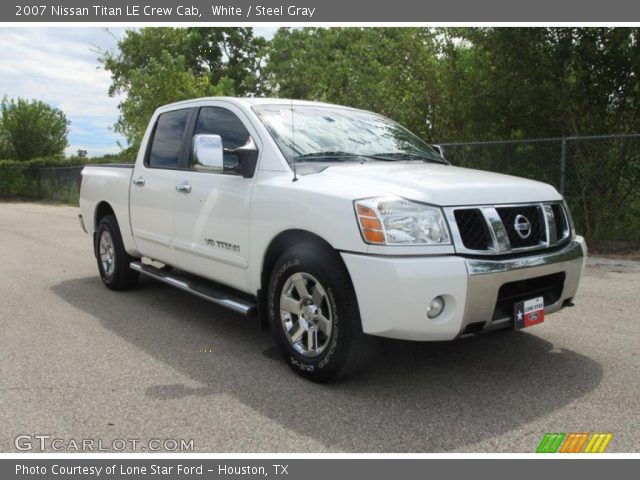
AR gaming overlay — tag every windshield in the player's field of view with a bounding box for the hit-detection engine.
[253,105,445,165]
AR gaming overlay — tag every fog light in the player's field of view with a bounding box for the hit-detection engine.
[427,296,445,318]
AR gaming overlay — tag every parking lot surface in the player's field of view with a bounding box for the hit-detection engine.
[0,202,638,452]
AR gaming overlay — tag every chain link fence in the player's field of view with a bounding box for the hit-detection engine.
[0,164,83,204]
[439,134,640,246]
[35,166,84,203]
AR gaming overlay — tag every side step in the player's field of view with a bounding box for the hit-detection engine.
[130,262,257,316]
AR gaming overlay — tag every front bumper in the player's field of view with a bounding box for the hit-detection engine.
[341,237,586,341]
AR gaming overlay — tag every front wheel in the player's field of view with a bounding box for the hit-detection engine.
[267,242,376,382]
[95,214,139,290]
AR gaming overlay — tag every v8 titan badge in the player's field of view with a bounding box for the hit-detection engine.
[514,296,545,329]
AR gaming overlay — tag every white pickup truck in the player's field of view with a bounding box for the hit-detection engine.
[79,97,586,381]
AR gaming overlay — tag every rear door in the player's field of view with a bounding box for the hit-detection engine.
[129,108,192,265]
[172,103,258,292]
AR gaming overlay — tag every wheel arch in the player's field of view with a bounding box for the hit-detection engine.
[91,199,140,261]
[258,229,355,329]
[94,201,115,230]
[261,229,336,289]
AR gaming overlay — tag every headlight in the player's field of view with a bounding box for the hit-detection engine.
[354,197,450,245]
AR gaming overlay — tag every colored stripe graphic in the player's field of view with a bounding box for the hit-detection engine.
[537,433,565,453]
[537,433,613,453]
[584,433,613,453]
[559,433,588,453]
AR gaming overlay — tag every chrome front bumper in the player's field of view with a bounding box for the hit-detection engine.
[341,236,586,341]
[461,237,587,334]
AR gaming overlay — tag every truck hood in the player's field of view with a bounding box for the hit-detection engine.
[303,162,561,206]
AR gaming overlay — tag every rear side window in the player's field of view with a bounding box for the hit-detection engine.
[194,107,250,150]
[148,109,190,168]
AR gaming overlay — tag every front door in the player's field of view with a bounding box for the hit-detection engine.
[172,104,258,292]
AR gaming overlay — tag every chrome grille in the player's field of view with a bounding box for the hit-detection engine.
[445,202,571,255]
[453,209,491,250]
[496,205,545,249]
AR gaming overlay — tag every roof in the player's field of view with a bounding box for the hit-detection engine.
[159,96,362,111]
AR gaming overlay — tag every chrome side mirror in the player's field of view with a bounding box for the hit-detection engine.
[193,134,223,172]
[432,144,445,159]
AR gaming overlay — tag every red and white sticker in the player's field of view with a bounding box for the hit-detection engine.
[514,296,545,329]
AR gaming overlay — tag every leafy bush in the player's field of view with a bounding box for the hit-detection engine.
[0,97,69,161]
[0,160,38,196]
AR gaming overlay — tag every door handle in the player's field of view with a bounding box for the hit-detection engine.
[175,182,192,193]
[132,176,145,186]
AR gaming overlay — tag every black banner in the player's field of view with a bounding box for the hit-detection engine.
[4,459,640,479]
[5,0,640,22]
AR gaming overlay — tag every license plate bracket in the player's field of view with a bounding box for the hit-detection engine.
[514,296,545,329]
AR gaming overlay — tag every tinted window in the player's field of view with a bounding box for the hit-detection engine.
[194,107,250,150]
[148,109,190,168]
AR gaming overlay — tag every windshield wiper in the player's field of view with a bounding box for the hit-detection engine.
[294,151,447,165]
[368,152,448,164]
[294,151,361,161]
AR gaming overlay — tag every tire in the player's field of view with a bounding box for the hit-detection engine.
[95,214,139,290]
[267,242,377,382]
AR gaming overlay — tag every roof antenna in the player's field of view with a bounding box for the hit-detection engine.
[290,97,298,182]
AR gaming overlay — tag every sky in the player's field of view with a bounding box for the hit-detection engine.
[0,27,276,157]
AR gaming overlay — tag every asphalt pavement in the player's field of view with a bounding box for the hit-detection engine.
[0,202,638,452]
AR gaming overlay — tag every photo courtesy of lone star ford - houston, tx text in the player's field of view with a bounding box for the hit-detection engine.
[0,0,639,479]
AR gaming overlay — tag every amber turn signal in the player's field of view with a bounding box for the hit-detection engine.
[356,204,385,244]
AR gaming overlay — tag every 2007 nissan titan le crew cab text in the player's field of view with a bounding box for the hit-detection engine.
[79,97,587,382]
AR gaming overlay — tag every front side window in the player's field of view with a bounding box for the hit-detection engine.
[148,108,190,168]
[194,107,251,150]
[192,107,257,176]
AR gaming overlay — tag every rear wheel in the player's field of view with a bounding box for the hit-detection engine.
[95,214,139,290]
[267,242,376,382]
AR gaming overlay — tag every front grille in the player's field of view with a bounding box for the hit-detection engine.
[492,272,565,320]
[496,205,545,248]
[551,204,567,237]
[447,202,571,255]
[454,209,491,250]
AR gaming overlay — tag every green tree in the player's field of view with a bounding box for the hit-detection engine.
[0,124,10,159]
[0,97,69,160]
[437,27,640,140]
[102,27,267,147]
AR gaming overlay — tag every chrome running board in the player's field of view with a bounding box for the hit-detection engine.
[130,261,257,316]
